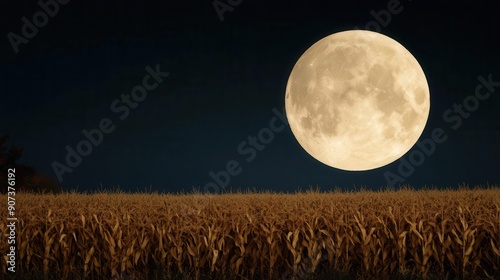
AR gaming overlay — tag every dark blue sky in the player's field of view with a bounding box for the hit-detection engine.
[1,0,499,193]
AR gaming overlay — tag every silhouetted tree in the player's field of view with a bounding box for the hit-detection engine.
[0,135,62,194]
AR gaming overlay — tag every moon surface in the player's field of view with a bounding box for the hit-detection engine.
[285,30,430,171]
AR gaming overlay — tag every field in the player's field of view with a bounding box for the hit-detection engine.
[1,186,499,280]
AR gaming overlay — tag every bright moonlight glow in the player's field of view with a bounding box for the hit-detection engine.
[285,30,430,171]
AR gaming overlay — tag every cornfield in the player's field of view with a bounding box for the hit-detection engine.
[1,186,499,279]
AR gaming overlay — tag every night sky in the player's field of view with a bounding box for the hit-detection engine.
[1,0,499,193]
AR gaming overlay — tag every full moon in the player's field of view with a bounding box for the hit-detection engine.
[285,30,430,171]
